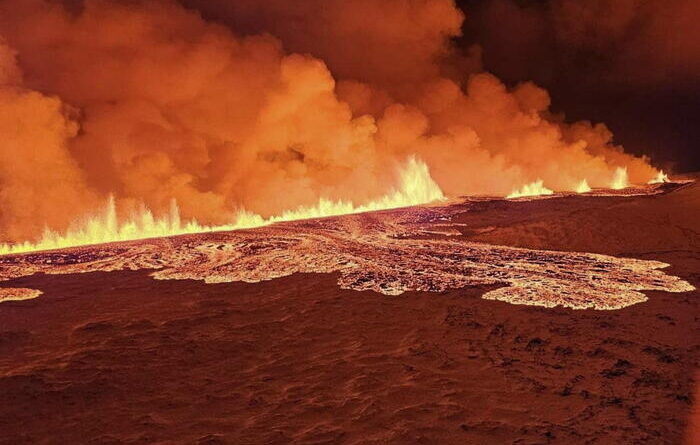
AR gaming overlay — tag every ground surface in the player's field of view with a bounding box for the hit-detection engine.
[0,182,698,444]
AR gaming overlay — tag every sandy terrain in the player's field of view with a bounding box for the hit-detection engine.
[0,182,698,444]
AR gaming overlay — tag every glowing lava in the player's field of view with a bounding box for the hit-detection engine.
[0,190,693,311]
[611,167,630,190]
[0,288,42,302]
[648,170,670,184]
[507,180,554,199]
[0,157,444,255]
[576,179,592,193]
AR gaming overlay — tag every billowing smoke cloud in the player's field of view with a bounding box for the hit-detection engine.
[180,0,479,101]
[0,0,659,242]
[0,39,98,241]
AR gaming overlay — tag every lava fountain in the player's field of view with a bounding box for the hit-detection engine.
[0,183,693,311]
[0,157,444,255]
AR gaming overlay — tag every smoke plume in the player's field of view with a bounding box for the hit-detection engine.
[0,0,660,242]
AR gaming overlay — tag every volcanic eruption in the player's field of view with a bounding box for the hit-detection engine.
[0,1,698,444]
[0,0,669,250]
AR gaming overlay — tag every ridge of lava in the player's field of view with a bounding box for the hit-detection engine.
[0,182,694,310]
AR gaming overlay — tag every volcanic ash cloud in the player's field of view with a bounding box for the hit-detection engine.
[0,0,663,244]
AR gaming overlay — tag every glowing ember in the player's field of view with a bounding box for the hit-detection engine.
[575,179,592,193]
[0,191,693,310]
[507,180,554,199]
[0,157,444,255]
[611,167,630,190]
[648,170,670,184]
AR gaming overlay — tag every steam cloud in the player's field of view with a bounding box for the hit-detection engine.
[0,0,660,242]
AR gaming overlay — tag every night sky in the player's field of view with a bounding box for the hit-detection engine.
[456,0,700,172]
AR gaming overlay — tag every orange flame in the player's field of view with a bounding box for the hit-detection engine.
[575,179,592,193]
[648,170,670,184]
[506,179,554,199]
[610,167,630,190]
[0,157,444,255]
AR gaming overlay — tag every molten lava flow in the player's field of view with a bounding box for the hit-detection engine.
[0,288,41,302]
[648,170,670,184]
[611,167,630,190]
[0,189,693,311]
[575,179,592,193]
[0,157,444,255]
[506,180,554,199]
